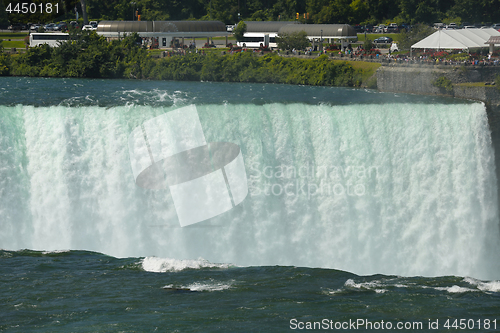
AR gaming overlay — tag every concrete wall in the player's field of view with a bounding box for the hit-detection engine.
[377,65,500,96]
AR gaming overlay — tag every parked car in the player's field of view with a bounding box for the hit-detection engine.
[44,23,56,31]
[226,24,234,32]
[446,23,458,29]
[8,23,26,30]
[399,23,411,32]
[82,25,96,31]
[53,22,68,31]
[493,23,500,31]
[30,24,41,31]
[364,24,374,32]
[373,37,393,43]
[353,24,364,33]
[386,23,398,33]
[374,24,387,33]
[69,21,79,29]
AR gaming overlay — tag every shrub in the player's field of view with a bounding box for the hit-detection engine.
[432,76,453,92]
[233,21,247,42]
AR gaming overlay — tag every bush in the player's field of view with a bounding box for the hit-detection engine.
[363,38,373,52]
[432,76,453,92]
[0,53,10,75]
[233,21,247,42]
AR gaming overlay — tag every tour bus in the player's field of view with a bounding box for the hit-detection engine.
[29,33,70,47]
[236,33,274,48]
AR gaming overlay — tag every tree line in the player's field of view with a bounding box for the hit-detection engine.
[2,0,500,27]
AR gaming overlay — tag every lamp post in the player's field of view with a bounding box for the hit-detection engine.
[320,29,323,53]
[131,1,136,21]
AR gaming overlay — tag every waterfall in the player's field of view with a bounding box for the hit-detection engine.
[1,102,499,279]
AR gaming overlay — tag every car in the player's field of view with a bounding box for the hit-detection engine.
[373,37,393,44]
[81,25,96,31]
[30,24,41,31]
[493,23,500,31]
[44,23,56,31]
[53,22,68,31]
[399,23,411,32]
[374,24,387,33]
[386,23,398,33]
[226,24,234,32]
[446,23,458,29]
[353,24,364,33]
[8,23,26,31]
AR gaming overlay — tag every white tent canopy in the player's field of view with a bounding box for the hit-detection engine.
[411,28,500,51]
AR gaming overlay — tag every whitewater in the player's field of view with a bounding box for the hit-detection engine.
[1,78,499,280]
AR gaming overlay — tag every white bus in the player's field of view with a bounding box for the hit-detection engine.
[29,33,70,47]
[236,33,275,48]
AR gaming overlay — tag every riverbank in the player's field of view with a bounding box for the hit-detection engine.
[0,33,380,88]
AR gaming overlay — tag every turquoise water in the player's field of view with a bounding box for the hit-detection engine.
[1,77,500,331]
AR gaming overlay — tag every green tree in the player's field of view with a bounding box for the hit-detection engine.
[276,30,310,50]
[349,0,369,24]
[363,37,372,52]
[0,0,9,28]
[234,21,247,42]
[398,23,434,50]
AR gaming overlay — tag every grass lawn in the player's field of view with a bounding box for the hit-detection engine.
[454,82,497,87]
[2,40,26,48]
[347,60,381,82]
[0,32,28,39]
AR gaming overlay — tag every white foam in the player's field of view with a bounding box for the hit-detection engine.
[342,279,477,294]
[162,280,233,292]
[434,285,476,293]
[186,280,233,291]
[42,250,70,254]
[141,257,230,273]
[464,277,500,292]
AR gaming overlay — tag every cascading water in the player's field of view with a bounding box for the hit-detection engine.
[1,83,500,280]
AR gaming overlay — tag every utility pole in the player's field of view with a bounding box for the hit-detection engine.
[131,2,136,20]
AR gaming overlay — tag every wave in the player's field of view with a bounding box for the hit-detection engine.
[162,279,234,292]
[141,257,231,273]
[464,277,500,293]
[326,276,500,295]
